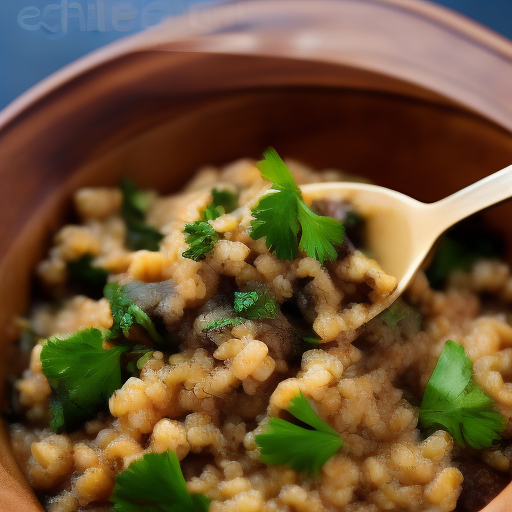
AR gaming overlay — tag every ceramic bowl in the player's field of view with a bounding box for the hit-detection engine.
[1,1,512,510]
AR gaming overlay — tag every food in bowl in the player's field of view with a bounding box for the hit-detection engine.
[5,149,512,512]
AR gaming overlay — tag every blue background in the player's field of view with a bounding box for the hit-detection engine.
[1,0,511,111]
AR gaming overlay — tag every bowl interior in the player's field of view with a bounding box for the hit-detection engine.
[2,81,512,357]
[0,50,512,512]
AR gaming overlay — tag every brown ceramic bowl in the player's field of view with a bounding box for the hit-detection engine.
[1,1,512,510]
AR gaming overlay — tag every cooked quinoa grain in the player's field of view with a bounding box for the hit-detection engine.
[7,157,512,512]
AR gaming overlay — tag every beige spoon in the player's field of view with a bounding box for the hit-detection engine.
[301,163,512,324]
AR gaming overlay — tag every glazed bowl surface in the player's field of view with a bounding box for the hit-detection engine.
[1,1,512,511]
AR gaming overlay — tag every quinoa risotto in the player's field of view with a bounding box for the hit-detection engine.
[5,150,512,512]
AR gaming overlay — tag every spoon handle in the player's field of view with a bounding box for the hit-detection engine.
[432,164,512,231]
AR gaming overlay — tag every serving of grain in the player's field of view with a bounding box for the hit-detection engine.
[6,155,512,512]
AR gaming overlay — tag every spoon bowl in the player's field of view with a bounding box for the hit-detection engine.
[302,162,512,323]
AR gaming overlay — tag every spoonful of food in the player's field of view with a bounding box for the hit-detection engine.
[298,162,512,331]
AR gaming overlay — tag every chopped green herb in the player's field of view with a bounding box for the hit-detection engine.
[380,300,411,329]
[204,288,278,331]
[234,289,278,319]
[303,336,321,347]
[104,282,163,343]
[203,188,238,221]
[111,450,210,512]
[41,328,130,432]
[136,351,154,370]
[203,317,245,331]
[255,391,344,475]
[251,148,344,263]
[419,340,506,449]
[182,189,238,261]
[182,221,219,261]
[68,254,108,298]
[124,345,155,377]
[49,395,86,434]
[121,179,163,252]
[425,218,503,287]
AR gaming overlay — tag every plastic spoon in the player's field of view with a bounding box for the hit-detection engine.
[300,163,512,325]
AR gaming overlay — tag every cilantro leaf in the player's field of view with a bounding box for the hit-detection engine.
[104,282,163,343]
[183,189,238,261]
[251,188,300,260]
[297,201,345,263]
[256,147,301,192]
[419,340,506,449]
[41,328,129,432]
[379,300,411,329]
[111,450,210,512]
[234,290,278,319]
[255,391,344,475]
[121,179,163,252]
[251,148,344,263]
[182,221,219,261]
[68,254,108,298]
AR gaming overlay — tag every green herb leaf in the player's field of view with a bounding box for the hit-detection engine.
[419,340,506,449]
[234,289,278,319]
[49,395,87,434]
[183,189,238,261]
[182,221,219,261]
[136,351,154,370]
[203,317,245,331]
[68,254,109,298]
[379,300,411,329]
[297,201,345,263]
[203,189,238,221]
[303,336,321,347]
[123,345,153,377]
[251,188,300,260]
[41,328,129,432]
[203,288,278,331]
[104,282,163,343]
[255,391,344,475]
[251,148,344,263]
[111,450,210,512]
[121,179,163,252]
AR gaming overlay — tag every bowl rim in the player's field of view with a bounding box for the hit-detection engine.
[1,0,512,133]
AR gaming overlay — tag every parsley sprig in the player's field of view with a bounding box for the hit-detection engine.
[182,189,238,261]
[251,148,345,263]
[203,289,278,331]
[41,328,130,433]
[121,179,164,252]
[111,450,210,512]
[419,340,506,449]
[255,392,344,475]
